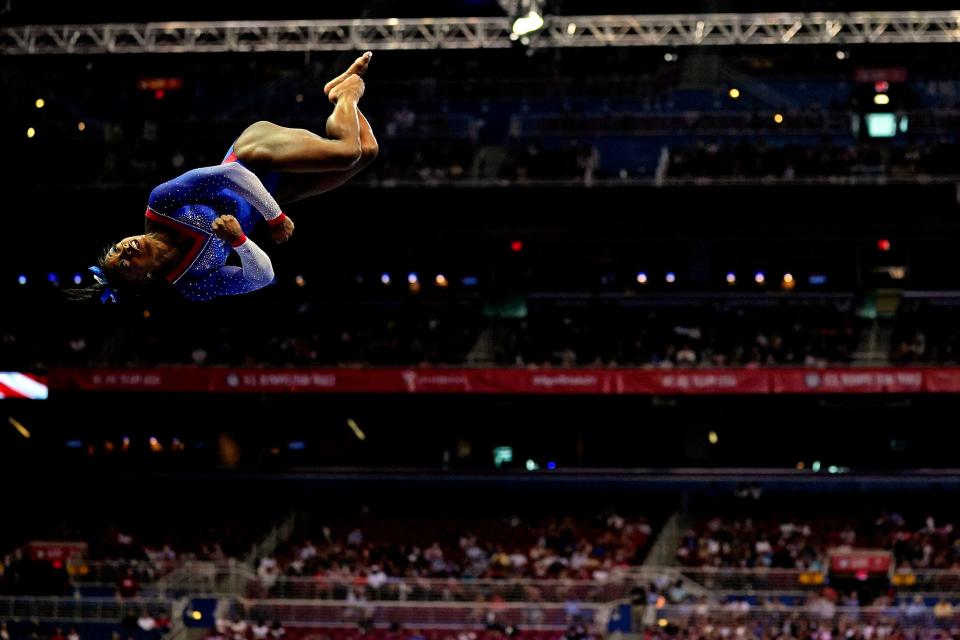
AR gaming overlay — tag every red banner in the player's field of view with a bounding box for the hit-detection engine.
[770,369,925,394]
[830,550,893,575]
[46,367,960,395]
[854,67,908,83]
[26,542,87,563]
[623,370,770,394]
[918,369,960,393]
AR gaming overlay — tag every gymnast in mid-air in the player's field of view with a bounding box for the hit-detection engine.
[75,52,378,303]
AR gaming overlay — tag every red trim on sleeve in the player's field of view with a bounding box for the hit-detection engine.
[267,212,287,227]
[231,234,248,248]
[223,151,239,164]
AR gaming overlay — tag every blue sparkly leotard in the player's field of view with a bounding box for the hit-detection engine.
[144,153,285,301]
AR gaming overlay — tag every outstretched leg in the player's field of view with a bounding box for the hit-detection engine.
[232,53,379,204]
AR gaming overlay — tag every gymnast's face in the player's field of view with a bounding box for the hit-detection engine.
[103,234,157,283]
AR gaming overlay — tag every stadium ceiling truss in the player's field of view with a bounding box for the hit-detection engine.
[4,12,960,55]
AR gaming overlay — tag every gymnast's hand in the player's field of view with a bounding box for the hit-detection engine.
[269,215,295,244]
[212,214,246,245]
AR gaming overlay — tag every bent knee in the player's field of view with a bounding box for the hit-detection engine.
[360,141,379,165]
[333,143,364,170]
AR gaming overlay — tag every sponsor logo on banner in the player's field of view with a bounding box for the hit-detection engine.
[226,371,336,389]
[531,374,598,388]
[661,373,741,390]
[401,370,471,392]
[820,371,922,391]
[830,550,892,574]
[91,372,163,387]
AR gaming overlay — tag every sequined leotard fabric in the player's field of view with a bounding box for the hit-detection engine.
[144,161,284,301]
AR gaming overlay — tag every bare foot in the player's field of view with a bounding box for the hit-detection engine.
[324,51,372,97]
[328,74,365,104]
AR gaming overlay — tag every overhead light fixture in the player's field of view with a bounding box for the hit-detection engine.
[513,11,544,36]
[511,0,545,37]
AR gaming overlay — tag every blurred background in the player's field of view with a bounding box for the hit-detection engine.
[4,2,960,640]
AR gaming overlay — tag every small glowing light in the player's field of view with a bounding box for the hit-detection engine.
[26,127,36,139]
[17,275,27,285]
[35,98,45,109]
[191,612,202,621]
[809,274,827,286]
[878,238,891,252]
[773,114,784,124]
[295,275,306,287]
[708,431,719,445]
[783,273,794,284]
[874,93,891,106]
[828,465,839,474]
[462,276,478,286]
[782,273,796,291]
[346,418,366,441]
[656,596,667,609]
[664,52,678,62]
[547,461,557,470]
[435,274,448,287]
[143,310,151,319]
[796,461,805,470]
[47,273,58,284]
[889,266,907,280]
[726,272,737,285]
[728,88,740,99]
[409,281,421,294]
[511,240,524,253]
[104,441,115,453]
[525,459,539,471]
[407,273,418,285]
[875,81,890,93]
[658,620,669,628]
[73,273,83,285]
[77,121,86,132]
[122,436,130,450]
[566,22,577,35]
[381,273,391,285]
[665,272,676,284]
[8,417,30,439]
[149,437,158,446]
[755,272,766,285]
[812,460,822,472]
[154,89,165,100]
[836,50,848,60]
[636,272,648,284]
[295,93,304,103]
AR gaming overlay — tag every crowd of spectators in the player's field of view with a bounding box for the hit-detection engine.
[2,299,862,369]
[677,513,960,570]
[891,300,960,365]
[250,511,653,600]
[491,301,860,368]
[666,139,960,181]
